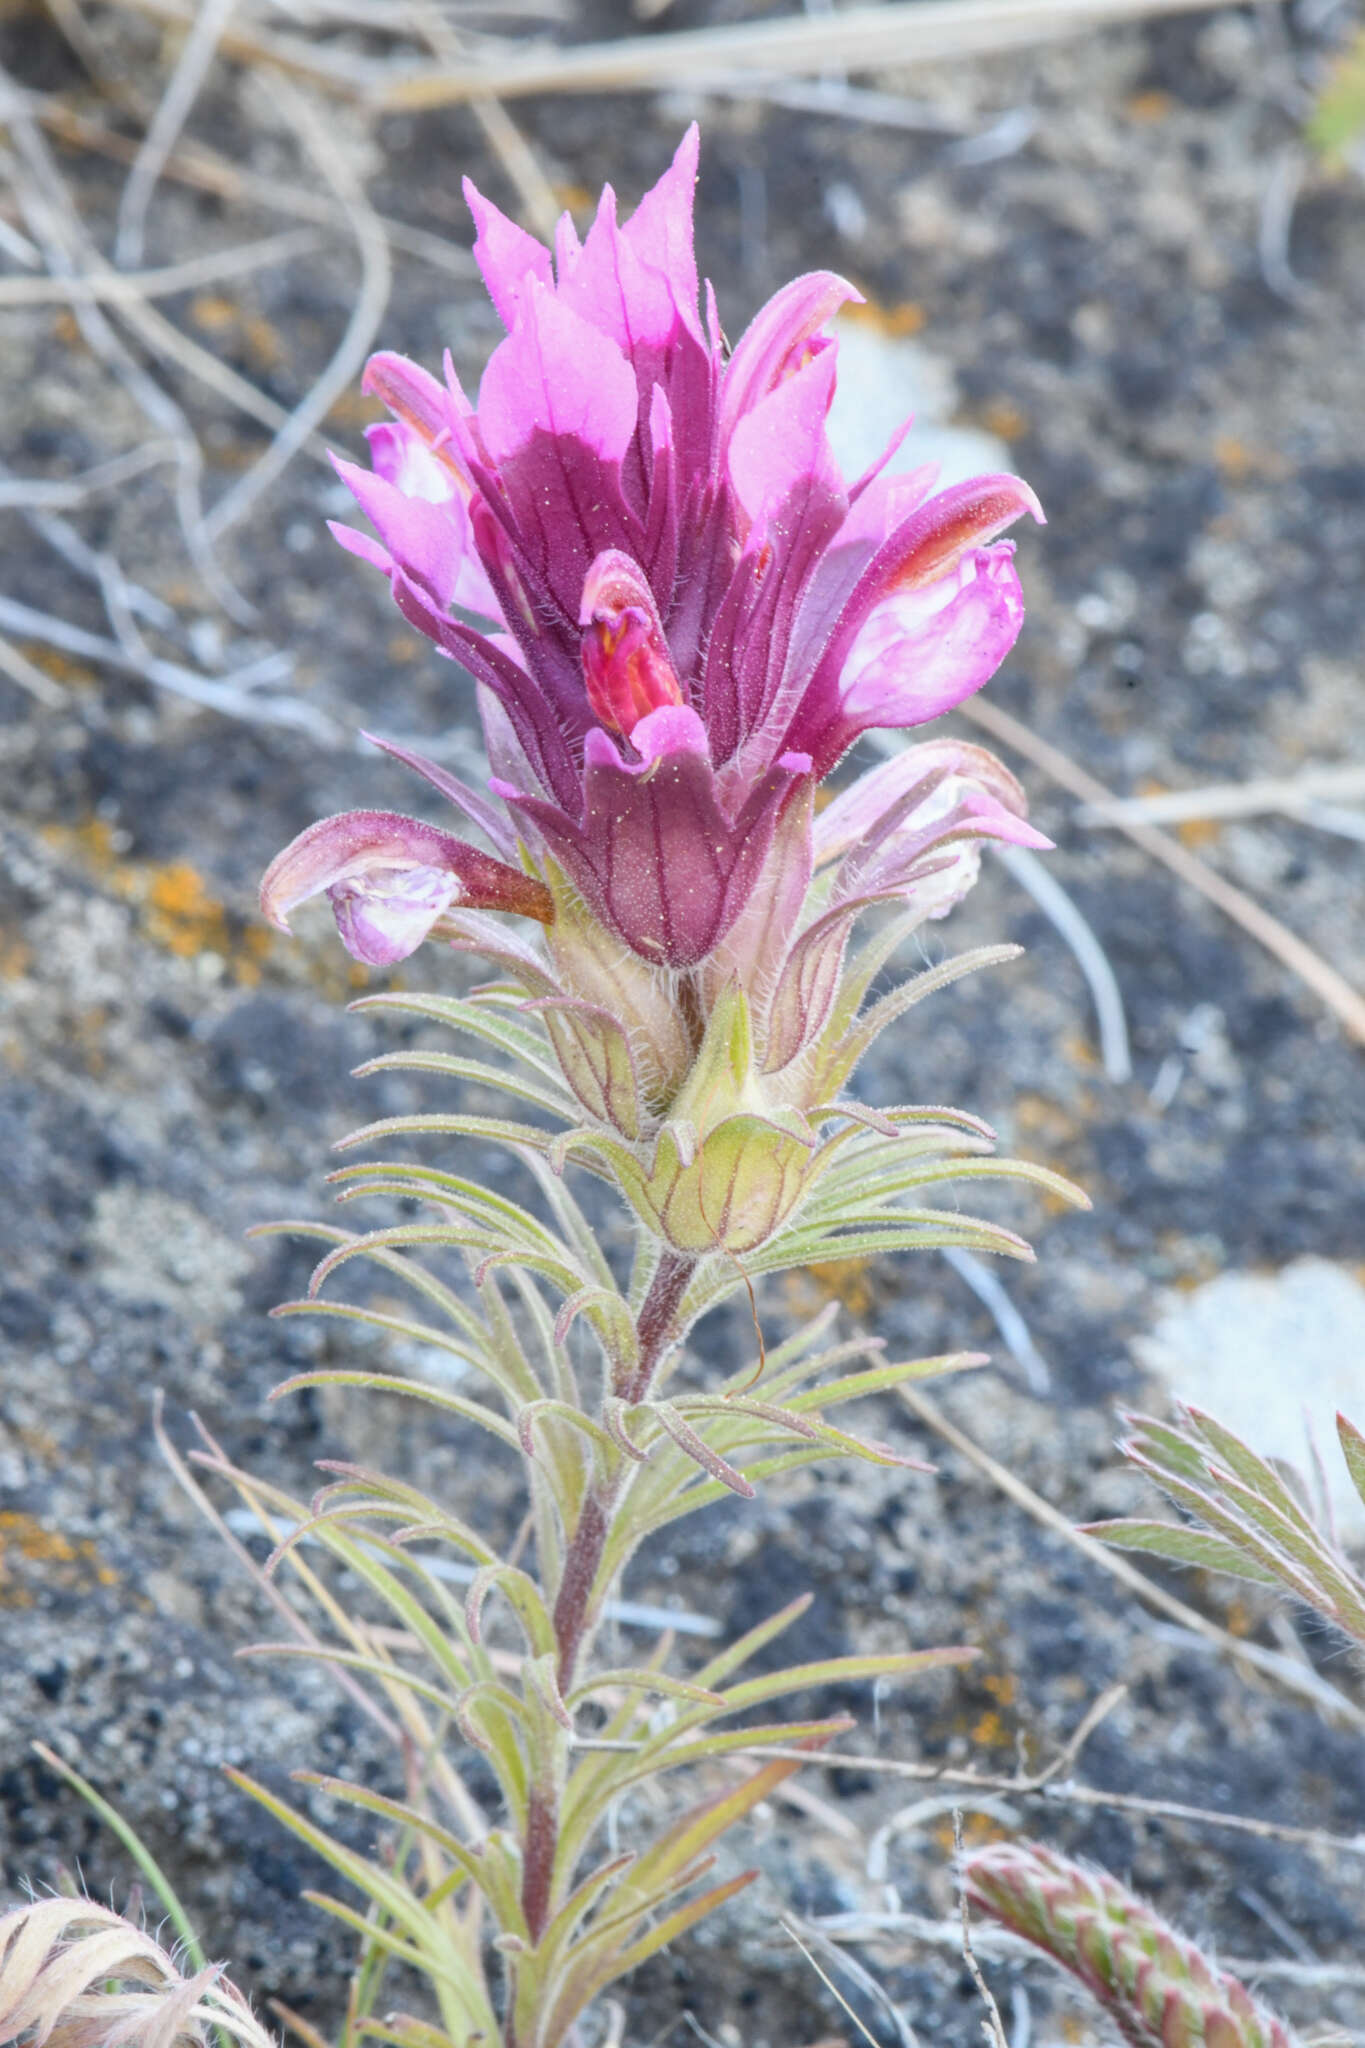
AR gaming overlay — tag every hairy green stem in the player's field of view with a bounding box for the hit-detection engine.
[523,1249,697,1954]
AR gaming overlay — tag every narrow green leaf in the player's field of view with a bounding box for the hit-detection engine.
[31,1743,209,1973]
[1338,1413,1365,1512]
[227,1771,460,1959]
[641,1447,834,1532]
[752,1215,1035,1274]
[299,1889,494,2017]
[584,1719,856,1803]
[565,1670,725,1712]
[1183,1407,1322,1540]
[237,1643,465,1716]
[1118,1413,1212,1483]
[291,1773,484,1892]
[350,989,560,1076]
[610,1870,758,1976]
[268,1298,497,1385]
[804,1153,1089,1219]
[465,1562,557,1660]
[1081,1519,1281,1584]
[271,1369,521,1450]
[333,1111,558,1155]
[833,945,1023,1079]
[718,1646,975,1716]
[353,1048,578,1121]
[782,1351,984,1414]
[625,1745,831,1894]
[689,1595,814,1692]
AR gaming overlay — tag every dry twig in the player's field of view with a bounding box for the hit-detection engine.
[202,77,391,540]
[960,695,1365,1047]
[0,225,320,305]
[114,0,242,266]
[372,0,1256,106]
[898,1385,1365,1728]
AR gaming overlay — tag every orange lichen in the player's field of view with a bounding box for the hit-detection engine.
[326,386,386,430]
[783,1256,876,1319]
[0,1511,118,1608]
[1176,817,1222,850]
[980,398,1029,442]
[842,298,926,338]
[42,820,273,985]
[1125,89,1174,122]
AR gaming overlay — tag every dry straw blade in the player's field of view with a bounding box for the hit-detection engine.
[372,0,1255,107]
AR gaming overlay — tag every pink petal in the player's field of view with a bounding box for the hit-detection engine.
[578,549,685,736]
[463,177,555,329]
[815,738,1037,866]
[260,808,552,964]
[479,279,638,467]
[506,709,804,967]
[727,345,840,531]
[558,184,678,357]
[361,730,520,859]
[878,472,1044,595]
[820,738,1052,926]
[365,420,454,501]
[331,455,465,610]
[331,866,464,966]
[620,124,703,336]
[720,271,861,452]
[362,350,453,445]
[840,545,1025,729]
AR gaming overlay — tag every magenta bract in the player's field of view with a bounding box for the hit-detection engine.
[259,808,552,965]
[307,129,1040,969]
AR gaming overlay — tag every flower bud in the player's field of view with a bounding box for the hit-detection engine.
[579,549,684,738]
[260,808,552,966]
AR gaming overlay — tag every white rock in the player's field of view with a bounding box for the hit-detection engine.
[1135,1257,1365,1542]
[826,318,1010,491]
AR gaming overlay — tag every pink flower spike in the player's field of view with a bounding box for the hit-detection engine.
[881,472,1044,596]
[361,351,455,449]
[260,808,553,965]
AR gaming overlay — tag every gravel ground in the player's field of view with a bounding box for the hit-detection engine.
[1,4,1364,2042]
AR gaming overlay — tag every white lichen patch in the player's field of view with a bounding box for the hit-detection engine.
[1136,1257,1365,1543]
[88,1185,252,1327]
[826,316,1010,491]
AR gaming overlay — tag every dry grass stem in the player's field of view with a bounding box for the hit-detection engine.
[370,0,1257,108]
[202,77,391,541]
[993,841,1133,1081]
[114,0,241,266]
[0,592,339,737]
[0,64,245,616]
[26,88,476,277]
[898,1385,1365,1728]
[1078,764,1365,827]
[0,631,72,707]
[0,226,320,305]
[954,1814,1010,2048]
[960,695,1365,1046]
[0,442,176,505]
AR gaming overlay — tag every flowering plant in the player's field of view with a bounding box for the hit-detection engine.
[29,132,1084,2048]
